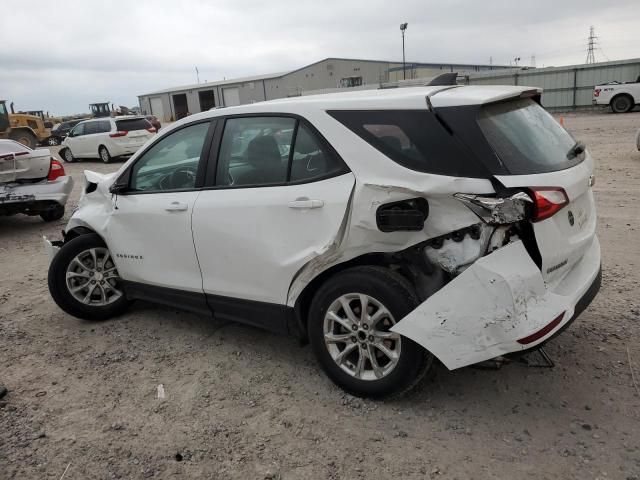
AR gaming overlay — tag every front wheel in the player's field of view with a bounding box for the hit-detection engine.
[47,136,60,146]
[99,146,111,163]
[48,233,131,320]
[308,266,432,398]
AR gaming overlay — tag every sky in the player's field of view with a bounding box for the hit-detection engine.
[2,0,639,116]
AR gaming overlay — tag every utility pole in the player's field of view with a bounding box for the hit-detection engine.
[400,23,408,80]
[586,26,597,64]
[195,66,200,84]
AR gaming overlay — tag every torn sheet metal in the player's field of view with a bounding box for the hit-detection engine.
[454,191,532,225]
[391,240,569,370]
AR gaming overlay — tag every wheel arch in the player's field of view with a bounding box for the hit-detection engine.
[64,225,99,243]
[610,92,635,106]
[292,253,401,341]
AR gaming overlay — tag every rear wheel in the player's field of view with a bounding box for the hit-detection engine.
[99,145,111,163]
[611,94,633,113]
[48,233,131,320]
[308,266,432,398]
[62,147,75,163]
[10,130,37,149]
[40,204,65,222]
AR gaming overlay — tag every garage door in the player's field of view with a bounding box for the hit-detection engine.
[222,88,241,107]
[150,97,164,121]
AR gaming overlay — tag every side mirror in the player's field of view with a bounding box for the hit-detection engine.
[109,182,128,194]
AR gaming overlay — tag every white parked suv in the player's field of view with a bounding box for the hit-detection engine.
[60,116,156,163]
[44,86,601,397]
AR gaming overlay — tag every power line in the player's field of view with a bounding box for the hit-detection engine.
[586,26,598,64]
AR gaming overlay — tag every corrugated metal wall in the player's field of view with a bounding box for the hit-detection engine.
[463,59,640,110]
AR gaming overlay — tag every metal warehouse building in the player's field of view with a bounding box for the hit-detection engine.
[138,57,506,121]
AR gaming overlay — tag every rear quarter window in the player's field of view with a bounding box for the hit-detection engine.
[116,118,152,131]
[328,110,487,178]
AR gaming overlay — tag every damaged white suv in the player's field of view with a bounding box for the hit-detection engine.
[45,86,601,397]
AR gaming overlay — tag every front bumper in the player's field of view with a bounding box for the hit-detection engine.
[392,236,601,369]
[0,175,73,213]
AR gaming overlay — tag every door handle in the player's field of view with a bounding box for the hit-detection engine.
[288,198,324,209]
[165,201,188,212]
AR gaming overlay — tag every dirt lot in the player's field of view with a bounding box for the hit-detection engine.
[1,112,639,479]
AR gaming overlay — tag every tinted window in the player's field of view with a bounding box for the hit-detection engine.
[329,110,485,177]
[216,117,295,187]
[478,98,580,174]
[290,123,343,182]
[116,118,152,132]
[97,120,111,133]
[84,122,99,135]
[130,122,209,192]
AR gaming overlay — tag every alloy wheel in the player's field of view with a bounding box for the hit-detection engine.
[323,293,402,381]
[65,247,123,306]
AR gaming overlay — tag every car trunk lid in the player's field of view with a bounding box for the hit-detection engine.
[0,147,51,183]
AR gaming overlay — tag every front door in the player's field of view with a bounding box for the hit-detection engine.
[191,116,354,326]
[106,120,214,302]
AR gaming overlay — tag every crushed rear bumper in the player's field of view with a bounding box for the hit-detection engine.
[0,176,73,215]
[391,236,601,369]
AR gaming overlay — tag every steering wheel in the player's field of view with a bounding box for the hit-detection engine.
[164,168,196,190]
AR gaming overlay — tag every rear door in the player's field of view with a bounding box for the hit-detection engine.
[191,116,354,322]
[477,98,597,285]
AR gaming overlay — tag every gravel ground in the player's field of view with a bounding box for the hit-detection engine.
[1,112,639,479]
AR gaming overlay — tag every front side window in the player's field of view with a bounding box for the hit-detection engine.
[129,122,210,192]
[71,123,85,137]
[215,116,346,187]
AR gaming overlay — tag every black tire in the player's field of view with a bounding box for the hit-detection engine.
[48,233,131,321]
[40,204,65,222]
[308,266,432,398]
[9,130,37,149]
[61,147,75,163]
[99,145,112,163]
[611,94,633,113]
[47,136,60,146]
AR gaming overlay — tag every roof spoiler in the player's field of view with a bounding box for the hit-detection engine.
[426,72,458,86]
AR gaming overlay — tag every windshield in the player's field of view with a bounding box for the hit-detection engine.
[478,98,582,174]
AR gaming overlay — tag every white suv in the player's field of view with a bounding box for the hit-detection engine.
[44,86,601,397]
[60,116,156,163]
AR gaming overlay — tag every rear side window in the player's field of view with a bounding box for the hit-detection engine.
[478,98,580,174]
[116,118,152,132]
[328,110,486,177]
[84,122,99,135]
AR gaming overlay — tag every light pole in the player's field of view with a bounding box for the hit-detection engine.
[400,23,408,80]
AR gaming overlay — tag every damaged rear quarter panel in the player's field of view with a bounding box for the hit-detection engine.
[390,240,569,369]
[286,110,496,305]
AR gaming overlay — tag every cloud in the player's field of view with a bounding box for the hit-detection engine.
[2,0,639,115]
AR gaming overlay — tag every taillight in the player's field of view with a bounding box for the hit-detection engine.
[47,157,65,181]
[146,127,156,133]
[594,88,601,97]
[109,131,128,137]
[528,187,569,222]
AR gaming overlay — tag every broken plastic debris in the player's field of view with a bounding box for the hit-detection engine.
[157,384,165,399]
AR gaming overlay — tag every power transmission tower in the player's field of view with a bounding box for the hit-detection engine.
[586,26,597,64]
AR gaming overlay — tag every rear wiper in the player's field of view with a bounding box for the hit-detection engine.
[567,141,586,159]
